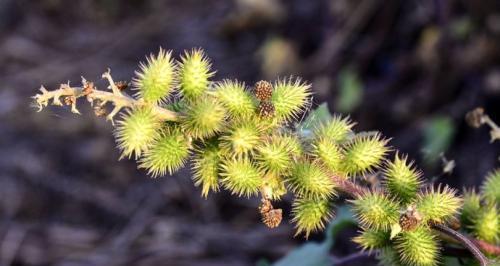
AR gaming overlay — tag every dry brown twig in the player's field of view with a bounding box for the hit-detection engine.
[466,107,500,142]
[32,69,179,124]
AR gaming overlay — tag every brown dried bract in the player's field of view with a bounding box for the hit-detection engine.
[259,198,282,228]
[82,80,95,96]
[262,209,282,228]
[115,81,130,91]
[254,80,273,101]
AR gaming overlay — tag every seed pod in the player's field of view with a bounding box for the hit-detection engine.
[351,191,399,230]
[353,229,390,252]
[291,197,333,238]
[254,80,273,101]
[178,49,214,100]
[133,48,176,104]
[259,101,275,118]
[114,107,161,159]
[415,185,461,224]
[394,227,439,266]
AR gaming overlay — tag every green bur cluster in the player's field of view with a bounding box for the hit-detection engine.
[34,48,499,266]
[352,154,462,266]
[461,170,500,247]
[115,48,396,238]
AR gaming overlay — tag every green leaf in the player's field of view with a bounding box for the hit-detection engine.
[336,67,363,113]
[422,116,455,166]
[300,103,332,133]
[272,242,330,266]
[273,206,356,266]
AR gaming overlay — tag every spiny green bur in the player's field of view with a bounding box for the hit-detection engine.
[34,48,500,266]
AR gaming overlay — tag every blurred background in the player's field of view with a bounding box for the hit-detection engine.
[1,0,499,265]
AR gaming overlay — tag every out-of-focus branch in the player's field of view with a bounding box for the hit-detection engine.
[32,69,179,124]
[466,107,500,142]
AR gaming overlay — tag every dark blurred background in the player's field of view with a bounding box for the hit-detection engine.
[0,0,499,265]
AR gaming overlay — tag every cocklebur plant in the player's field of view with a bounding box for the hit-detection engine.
[33,48,500,266]
[461,170,500,246]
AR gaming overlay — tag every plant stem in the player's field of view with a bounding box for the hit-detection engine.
[32,71,179,123]
[430,223,489,266]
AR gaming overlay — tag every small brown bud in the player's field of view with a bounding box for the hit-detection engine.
[259,198,282,228]
[115,81,130,91]
[259,101,275,118]
[262,209,282,228]
[399,205,422,231]
[465,107,485,128]
[254,80,273,101]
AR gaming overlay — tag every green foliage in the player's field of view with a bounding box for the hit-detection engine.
[274,206,356,266]
[482,169,500,205]
[178,49,214,100]
[415,185,461,224]
[383,153,422,204]
[422,116,455,165]
[336,67,363,113]
[139,126,191,177]
[133,48,176,104]
[351,191,399,230]
[377,246,404,266]
[114,107,161,159]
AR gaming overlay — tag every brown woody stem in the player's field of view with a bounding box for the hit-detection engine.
[32,71,179,123]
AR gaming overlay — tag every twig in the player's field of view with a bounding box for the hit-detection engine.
[465,107,500,142]
[32,70,179,124]
[430,224,489,266]
[331,175,368,198]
